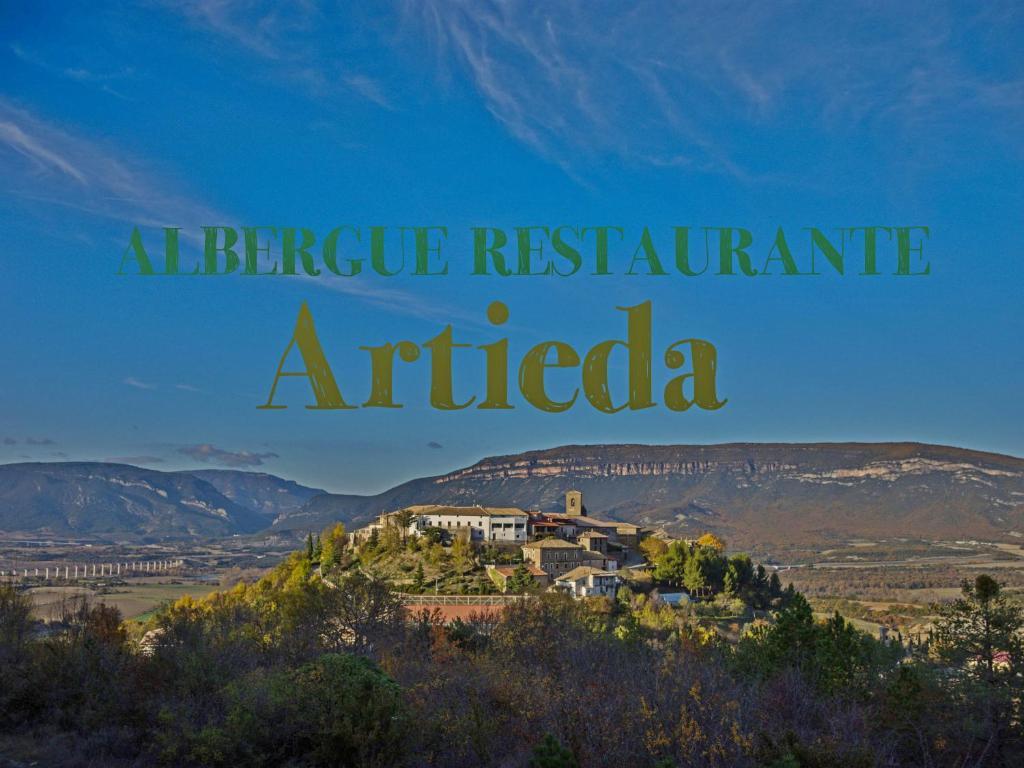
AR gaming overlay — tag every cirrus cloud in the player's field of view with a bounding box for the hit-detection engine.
[403,0,1024,176]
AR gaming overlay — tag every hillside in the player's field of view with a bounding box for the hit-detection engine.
[184,469,324,526]
[274,442,1024,549]
[0,463,319,541]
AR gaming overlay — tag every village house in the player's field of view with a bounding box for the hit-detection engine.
[349,504,530,545]
[527,514,565,538]
[521,538,584,577]
[521,538,618,578]
[408,504,529,543]
[348,509,406,546]
[554,566,620,598]
[555,510,644,549]
[578,530,608,554]
[485,563,550,592]
[533,490,645,548]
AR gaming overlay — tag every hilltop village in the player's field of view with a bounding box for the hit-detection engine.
[340,489,788,623]
[348,490,644,599]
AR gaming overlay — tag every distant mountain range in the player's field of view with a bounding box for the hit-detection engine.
[1,443,1023,548]
[0,463,322,541]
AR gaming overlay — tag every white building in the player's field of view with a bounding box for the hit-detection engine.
[554,566,620,598]
[409,504,529,543]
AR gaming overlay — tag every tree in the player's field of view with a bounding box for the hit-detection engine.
[653,541,689,587]
[507,563,535,594]
[218,653,409,767]
[723,568,737,597]
[412,562,426,593]
[934,575,1023,681]
[306,532,315,561]
[734,593,892,698]
[530,734,579,768]
[748,564,771,608]
[451,534,473,574]
[0,583,34,719]
[639,536,668,562]
[933,574,1024,757]
[379,524,402,553]
[683,554,707,593]
[327,572,404,652]
[319,523,346,572]
[392,508,416,543]
[696,532,726,552]
[367,528,380,550]
[724,554,753,598]
[0,584,33,662]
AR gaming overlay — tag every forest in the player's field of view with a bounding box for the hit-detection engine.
[1,528,1022,767]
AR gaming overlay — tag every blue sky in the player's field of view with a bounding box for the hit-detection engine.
[0,1,1022,494]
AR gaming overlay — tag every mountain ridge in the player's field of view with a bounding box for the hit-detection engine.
[0,462,320,541]
[1,442,1022,547]
[275,442,1024,549]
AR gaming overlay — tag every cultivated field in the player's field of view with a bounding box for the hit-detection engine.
[27,580,220,620]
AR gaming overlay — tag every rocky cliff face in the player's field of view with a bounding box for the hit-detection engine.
[278,443,1024,549]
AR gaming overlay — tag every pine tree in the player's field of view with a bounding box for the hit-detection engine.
[507,563,534,594]
[683,553,706,594]
[652,541,688,587]
[413,562,426,593]
[723,568,736,597]
[933,574,1024,754]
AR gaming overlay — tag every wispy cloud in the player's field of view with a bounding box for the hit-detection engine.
[343,74,395,110]
[0,99,468,323]
[167,0,394,109]
[169,0,314,58]
[402,0,1024,175]
[0,98,229,231]
[123,376,157,390]
[427,441,444,449]
[11,43,135,99]
[105,455,165,465]
[2,437,16,446]
[0,119,86,183]
[175,383,202,392]
[178,443,279,468]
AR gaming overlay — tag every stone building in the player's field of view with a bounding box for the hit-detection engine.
[409,504,529,543]
[521,538,587,578]
[555,566,619,598]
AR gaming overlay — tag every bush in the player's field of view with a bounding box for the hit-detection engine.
[157,653,408,767]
